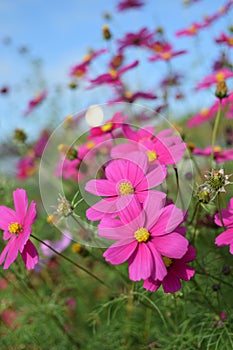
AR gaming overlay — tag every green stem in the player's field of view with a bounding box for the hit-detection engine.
[210,99,222,168]
[31,234,110,289]
[217,193,225,229]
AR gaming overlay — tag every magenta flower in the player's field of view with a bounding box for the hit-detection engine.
[175,22,204,37]
[85,151,166,221]
[215,32,233,47]
[88,112,128,138]
[24,89,47,116]
[0,189,38,270]
[215,198,233,253]
[88,60,139,88]
[195,69,233,90]
[148,44,187,62]
[117,0,145,11]
[187,102,219,127]
[143,245,196,293]
[117,27,155,53]
[99,194,188,281]
[111,125,186,167]
[17,155,37,180]
[108,89,157,104]
[40,230,72,258]
[70,48,107,78]
[193,145,233,162]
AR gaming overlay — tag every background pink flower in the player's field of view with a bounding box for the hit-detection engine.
[0,189,38,270]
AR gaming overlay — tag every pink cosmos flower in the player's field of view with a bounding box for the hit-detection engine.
[108,89,157,104]
[195,69,233,90]
[187,102,219,127]
[70,49,107,78]
[111,125,186,167]
[143,245,196,293]
[34,129,50,158]
[117,0,145,11]
[148,44,187,62]
[85,151,166,222]
[88,60,139,88]
[193,145,233,162]
[0,189,38,270]
[215,33,233,47]
[88,112,128,138]
[40,230,72,258]
[24,89,47,116]
[16,155,37,180]
[175,22,204,37]
[99,194,188,282]
[117,27,155,53]
[215,198,233,253]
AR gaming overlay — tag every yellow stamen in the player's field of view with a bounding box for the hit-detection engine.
[125,91,133,99]
[8,222,22,235]
[86,141,95,149]
[134,228,150,243]
[163,256,173,268]
[101,122,113,132]
[200,108,209,117]
[147,150,157,162]
[215,72,225,82]
[109,69,118,79]
[188,25,197,34]
[71,243,82,254]
[119,181,134,195]
[227,37,233,46]
[161,51,172,60]
[213,146,222,152]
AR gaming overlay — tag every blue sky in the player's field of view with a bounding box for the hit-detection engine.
[1,0,233,142]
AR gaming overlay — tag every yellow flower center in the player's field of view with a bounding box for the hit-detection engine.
[83,54,91,62]
[109,69,118,79]
[189,25,197,34]
[101,122,113,132]
[146,150,157,162]
[213,146,222,152]
[153,43,163,52]
[161,51,172,60]
[228,37,233,46]
[125,91,133,99]
[119,181,134,195]
[86,141,95,149]
[8,222,23,235]
[200,108,209,117]
[134,228,150,243]
[163,256,173,268]
[216,72,225,82]
[75,69,85,78]
[71,243,82,254]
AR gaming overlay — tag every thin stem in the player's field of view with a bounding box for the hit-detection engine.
[217,193,225,229]
[31,234,110,289]
[210,99,222,168]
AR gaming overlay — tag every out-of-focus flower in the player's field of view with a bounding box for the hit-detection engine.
[0,86,9,94]
[175,22,204,37]
[40,231,72,258]
[13,129,27,144]
[69,49,107,78]
[16,156,37,180]
[102,25,112,40]
[143,245,196,293]
[88,111,128,138]
[193,145,233,162]
[34,129,50,158]
[88,60,139,88]
[187,102,219,127]
[215,197,233,253]
[108,88,157,104]
[24,89,48,116]
[117,0,145,11]
[109,53,124,69]
[215,32,233,47]
[0,189,38,270]
[149,44,187,62]
[117,27,155,53]
[195,69,233,90]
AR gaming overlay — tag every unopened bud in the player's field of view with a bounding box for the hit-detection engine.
[14,129,27,143]
[215,79,228,99]
[103,25,111,40]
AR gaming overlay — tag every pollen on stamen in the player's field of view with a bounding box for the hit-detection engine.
[146,150,158,162]
[163,256,173,268]
[8,222,23,235]
[119,181,134,195]
[101,123,113,132]
[134,228,150,243]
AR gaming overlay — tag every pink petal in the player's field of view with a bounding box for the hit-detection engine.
[147,242,167,281]
[98,220,133,240]
[0,206,16,230]
[143,191,166,230]
[111,143,138,159]
[215,229,233,247]
[128,243,153,281]
[117,196,145,229]
[103,240,137,264]
[136,163,166,191]
[24,201,37,228]
[86,198,118,221]
[162,272,181,293]
[21,240,39,270]
[215,211,233,227]
[152,233,188,259]
[13,188,28,222]
[143,278,161,292]
[173,263,195,281]
[2,237,19,269]
[151,204,185,235]
[85,179,117,196]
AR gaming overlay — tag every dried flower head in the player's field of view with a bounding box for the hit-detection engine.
[56,195,73,217]
[204,168,232,193]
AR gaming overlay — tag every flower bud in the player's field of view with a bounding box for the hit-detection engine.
[102,25,111,40]
[215,79,228,99]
